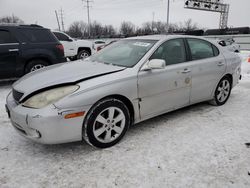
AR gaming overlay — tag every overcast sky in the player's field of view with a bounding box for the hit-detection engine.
[0,0,249,30]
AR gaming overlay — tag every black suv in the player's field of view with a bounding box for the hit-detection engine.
[0,24,66,79]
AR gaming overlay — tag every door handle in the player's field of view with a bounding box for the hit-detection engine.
[217,62,225,66]
[181,68,191,74]
[9,49,19,52]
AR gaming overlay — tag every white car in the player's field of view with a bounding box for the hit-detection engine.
[217,38,240,53]
[53,31,94,60]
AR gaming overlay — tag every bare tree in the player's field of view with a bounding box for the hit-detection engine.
[67,21,88,38]
[0,15,24,24]
[120,21,135,36]
[182,19,198,32]
[67,19,201,38]
[102,25,116,37]
[141,22,153,35]
[90,21,103,38]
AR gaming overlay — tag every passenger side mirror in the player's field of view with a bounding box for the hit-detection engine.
[141,59,166,71]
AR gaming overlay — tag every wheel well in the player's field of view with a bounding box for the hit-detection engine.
[78,47,91,55]
[101,95,135,125]
[224,74,233,85]
[24,58,51,74]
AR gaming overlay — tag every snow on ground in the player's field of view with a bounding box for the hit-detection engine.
[1,53,250,188]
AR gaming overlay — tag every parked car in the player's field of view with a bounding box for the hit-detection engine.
[53,31,94,60]
[0,24,66,79]
[93,40,106,51]
[6,35,241,148]
[217,38,240,53]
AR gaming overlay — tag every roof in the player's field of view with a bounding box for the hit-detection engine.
[0,24,45,29]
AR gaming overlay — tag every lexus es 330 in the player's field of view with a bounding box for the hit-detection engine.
[6,35,241,148]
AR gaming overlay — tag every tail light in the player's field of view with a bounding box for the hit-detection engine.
[248,57,250,63]
[97,45,105,51]
[97,46,102,51]
[56,44,64,54]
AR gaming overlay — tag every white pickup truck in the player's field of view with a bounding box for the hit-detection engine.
[53,31,95,60]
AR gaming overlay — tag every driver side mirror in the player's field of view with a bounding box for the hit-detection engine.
[141,59,166,71]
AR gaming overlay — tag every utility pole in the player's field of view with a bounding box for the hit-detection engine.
[152,12,155,31]
[59,8,65,32]
[55,10,61,31]
[82,0,92,38]
[166,0,170,33]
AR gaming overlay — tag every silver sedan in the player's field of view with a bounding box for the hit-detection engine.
[6,35,241,148]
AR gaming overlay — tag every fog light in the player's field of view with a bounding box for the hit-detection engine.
[29,129,41,138]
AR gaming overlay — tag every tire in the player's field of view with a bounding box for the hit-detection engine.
[209,76,232,106]
[25,60,49,74]
[77,50,90,60]
[83,98,130,148]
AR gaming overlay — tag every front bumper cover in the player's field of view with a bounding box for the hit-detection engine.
[6,92,90,144]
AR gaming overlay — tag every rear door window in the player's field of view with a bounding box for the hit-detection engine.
[0,30,18,44]
[19,29,56,43]
[187,38,217,60]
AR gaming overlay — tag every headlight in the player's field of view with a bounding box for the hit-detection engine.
[23,85,79,109]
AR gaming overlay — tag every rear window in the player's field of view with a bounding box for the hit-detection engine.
[19,28,57,43]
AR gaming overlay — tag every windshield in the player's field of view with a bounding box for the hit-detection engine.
[89,39,157,67]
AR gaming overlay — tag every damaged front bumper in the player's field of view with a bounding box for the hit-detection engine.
[5,92,90,144]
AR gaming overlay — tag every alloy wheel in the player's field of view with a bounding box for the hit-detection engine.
[93,107,126,143]
[216,79,231,103]
[30,64,45,72]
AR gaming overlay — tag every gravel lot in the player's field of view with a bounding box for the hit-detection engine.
[0,52,250,188]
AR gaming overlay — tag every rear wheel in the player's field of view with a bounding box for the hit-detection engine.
[25,60,49,74]
[77,50,90,60]
[210,76,232,106]
[83,98,130,148]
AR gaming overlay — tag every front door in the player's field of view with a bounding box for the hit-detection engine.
[0,30,20,79]
[138,38,192,120]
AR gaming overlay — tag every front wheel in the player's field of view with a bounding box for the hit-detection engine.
[210,76,232,106]
[83,98,130,148]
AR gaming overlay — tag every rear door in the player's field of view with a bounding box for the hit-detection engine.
[186,38,226,103]
[0,29,20,79]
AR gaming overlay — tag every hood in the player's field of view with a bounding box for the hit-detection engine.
[13,60,125,100]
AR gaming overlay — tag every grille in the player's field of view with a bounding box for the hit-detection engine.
[12,89,24,102]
